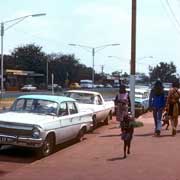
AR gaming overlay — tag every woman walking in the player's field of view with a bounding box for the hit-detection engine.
[166,81,180,136]
[149,80,166,136]
[114,85,131,124]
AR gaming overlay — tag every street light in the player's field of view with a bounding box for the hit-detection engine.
[0,13,46,97]
[69,43,120,85]
[108,55,153,71]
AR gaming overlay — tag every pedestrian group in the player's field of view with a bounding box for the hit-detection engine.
[149,80,180,136]
[115,80,180,158]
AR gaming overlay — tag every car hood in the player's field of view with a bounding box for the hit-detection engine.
[0,112,55,126]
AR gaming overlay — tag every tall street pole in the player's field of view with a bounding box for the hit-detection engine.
[1,23,4,98]
[0,13,46,98]
[130,0,136,118]
[69,43,120,86]
[92,48,95,85]
[46,59,48,89]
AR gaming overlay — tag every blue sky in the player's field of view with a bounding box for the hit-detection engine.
[1,0,180,75]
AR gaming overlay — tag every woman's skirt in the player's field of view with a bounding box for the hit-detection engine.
[116,103,128,122]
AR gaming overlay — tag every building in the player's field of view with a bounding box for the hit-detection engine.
[5,69,44,91]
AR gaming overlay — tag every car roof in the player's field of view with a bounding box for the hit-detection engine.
[127,88,149,93]
[66,90,100,95]
[17,95,75,104]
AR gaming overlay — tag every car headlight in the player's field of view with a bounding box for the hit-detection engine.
[32,127,40,138]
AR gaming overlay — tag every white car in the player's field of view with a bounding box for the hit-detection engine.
[64,90,114,128]
[21,84,37,91]
[0,95,93,157]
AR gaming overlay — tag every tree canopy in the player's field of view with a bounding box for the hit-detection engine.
[149,62,177,83]
[3,44,100,87]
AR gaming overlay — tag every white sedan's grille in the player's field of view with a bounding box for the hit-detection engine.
[0,122,33,137]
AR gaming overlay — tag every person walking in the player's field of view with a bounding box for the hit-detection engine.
[114,85,131,124]
[166,81,180,136]
[149,80,166,136]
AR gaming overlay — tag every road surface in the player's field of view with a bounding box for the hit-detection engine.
[1,113,180,180]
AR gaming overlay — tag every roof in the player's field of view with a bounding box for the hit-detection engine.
[127,88,150,93]
[17,95,75,104]
[66,90,100,95]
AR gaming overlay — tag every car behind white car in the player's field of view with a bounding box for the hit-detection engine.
[64,90,114,128]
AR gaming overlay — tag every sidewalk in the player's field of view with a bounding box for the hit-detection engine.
[1,112,180,180]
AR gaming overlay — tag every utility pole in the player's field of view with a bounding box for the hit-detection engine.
[92,48,95,85]
[101,65,104,75]
[130,0,136,118]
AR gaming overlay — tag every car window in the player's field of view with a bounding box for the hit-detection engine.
[94,95,103,105]
[65,92,94,104]
[24,99,34,111]
[68,102,78,114]
[11,98,58,115]
[32,100,58,115]
[12,99,25,111]
[59,102,68,116]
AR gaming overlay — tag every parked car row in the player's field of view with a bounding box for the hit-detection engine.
[0,90,115,158]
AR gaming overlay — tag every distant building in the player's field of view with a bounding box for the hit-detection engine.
[5,69,44,91]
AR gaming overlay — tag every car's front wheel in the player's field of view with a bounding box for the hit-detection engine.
[37,134,55,158]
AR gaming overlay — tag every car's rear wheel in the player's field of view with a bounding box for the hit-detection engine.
[109,111,113,120]
[92,116,98,129]
[37,134,55,158]
[77,127,86,142]
[104,114,110,125]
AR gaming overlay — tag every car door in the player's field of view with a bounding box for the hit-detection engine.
[67,101,80,137]
[57,102,74,143]
[94,95,106,122]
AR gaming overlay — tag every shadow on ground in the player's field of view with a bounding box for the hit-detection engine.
[99,134,121,138]
[107,157,125,161]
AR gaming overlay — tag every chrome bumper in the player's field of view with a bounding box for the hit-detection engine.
[0,134,43,148]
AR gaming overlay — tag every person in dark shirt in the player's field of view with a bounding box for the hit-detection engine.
[149,80,166,136]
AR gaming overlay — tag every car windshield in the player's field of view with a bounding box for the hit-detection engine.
[11,98,58,116]
[65,92,94,104]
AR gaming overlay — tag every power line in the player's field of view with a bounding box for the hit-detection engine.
[160,0,180,34]
[166,0,180,27]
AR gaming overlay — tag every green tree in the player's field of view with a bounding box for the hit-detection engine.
[47,53,92,86]
[136,73,149,85]
[11,44,47,74]
[4,55,15,69]
[149,62,177,83]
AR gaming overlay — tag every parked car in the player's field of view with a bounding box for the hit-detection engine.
[21,84,37,91]
[127,87,150,116]
[95,84,104,88]
[69,82,81,89]
[105,84,113,88]
[0,95,93,157]
[64,90,114,128]
[80,80,93,89]
[113,83,120,88]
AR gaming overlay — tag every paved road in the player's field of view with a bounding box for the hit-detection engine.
[1,88,118,99]
[1,113,180,180]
